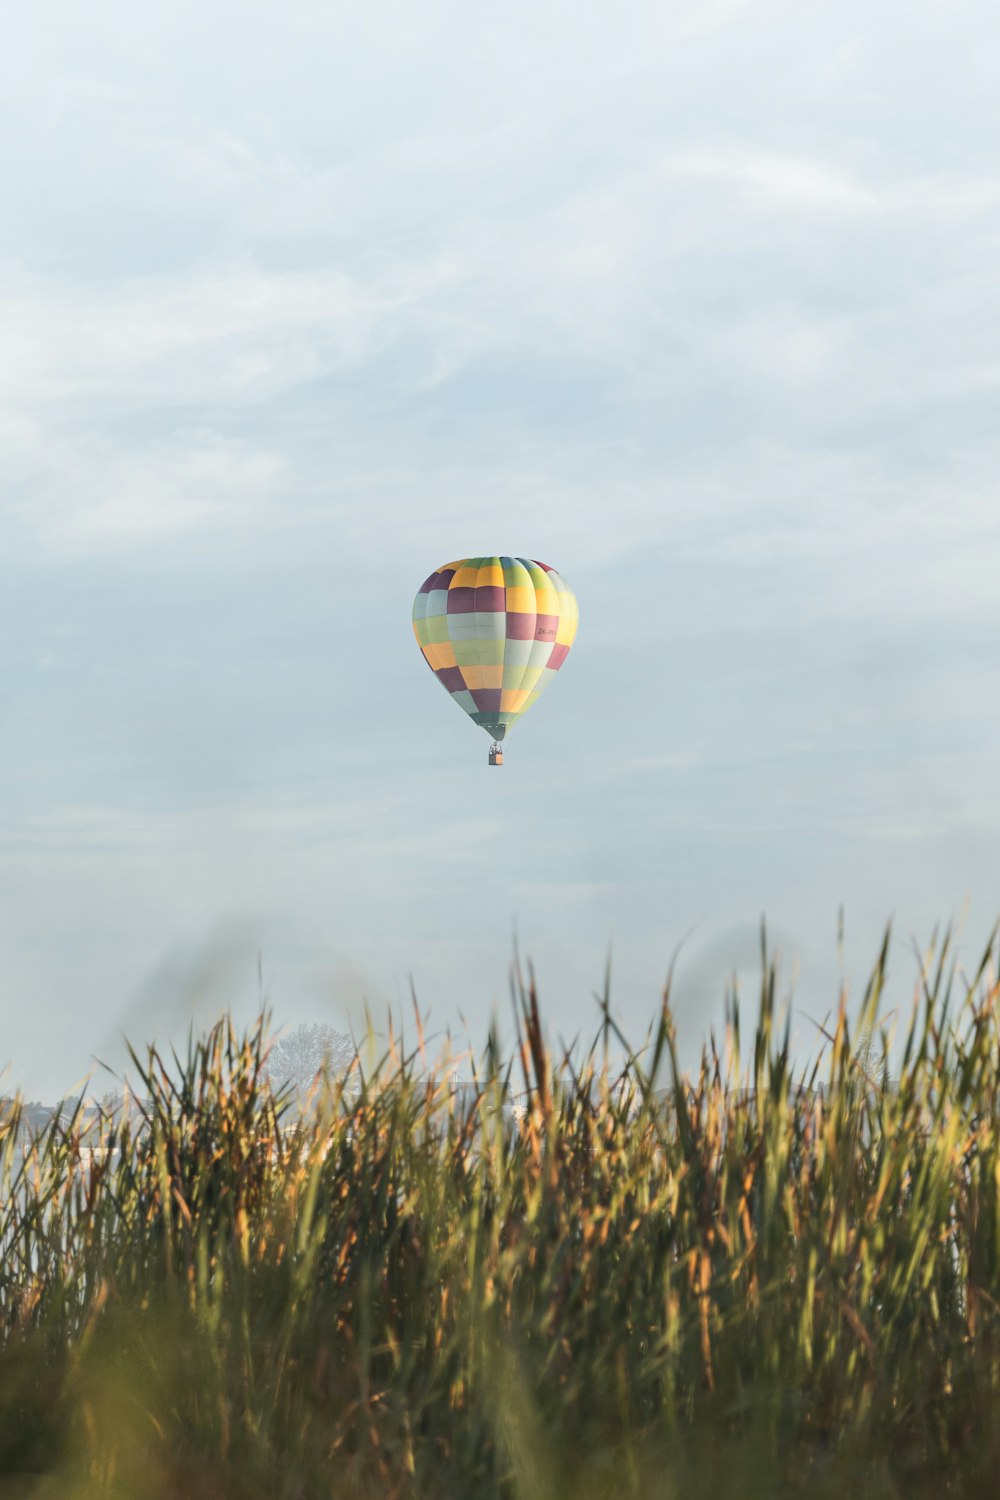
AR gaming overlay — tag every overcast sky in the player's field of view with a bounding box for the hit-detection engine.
[2,1,999,1096]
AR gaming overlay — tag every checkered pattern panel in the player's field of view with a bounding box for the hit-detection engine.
[413,556,578,743]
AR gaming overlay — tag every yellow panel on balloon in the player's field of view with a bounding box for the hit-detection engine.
[555,613,578,646]
[450,563,480,588]
[504,586,536,613]
[422,640,457,670]
[463,664,504,690]
[476,559,504,587]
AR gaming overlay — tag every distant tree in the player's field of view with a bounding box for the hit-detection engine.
[264,1023,355,1096]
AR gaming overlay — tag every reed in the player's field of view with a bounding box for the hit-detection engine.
[1,926,998,1498]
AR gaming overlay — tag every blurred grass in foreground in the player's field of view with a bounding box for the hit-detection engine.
[2,928,1000,1498]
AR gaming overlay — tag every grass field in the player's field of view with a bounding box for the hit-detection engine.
[2,928,999,1498]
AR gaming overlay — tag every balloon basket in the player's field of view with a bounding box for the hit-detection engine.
[489,743,504,767]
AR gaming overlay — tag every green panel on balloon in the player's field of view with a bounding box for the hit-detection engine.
[475,637,506,667]
[423,613,452,644]
[451,639,482,669]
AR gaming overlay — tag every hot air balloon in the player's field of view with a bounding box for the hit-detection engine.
[412,556,578,765]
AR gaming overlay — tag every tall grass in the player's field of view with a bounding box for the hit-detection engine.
[1,927,1000,1497]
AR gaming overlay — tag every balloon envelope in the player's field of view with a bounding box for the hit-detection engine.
[412,556,578,742]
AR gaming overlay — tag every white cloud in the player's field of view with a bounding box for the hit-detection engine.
[0,261,388,407]
[51,435,289,550]
[669,147,879,213]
